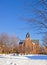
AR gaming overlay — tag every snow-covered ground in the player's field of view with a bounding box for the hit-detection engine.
[0,54,47,65]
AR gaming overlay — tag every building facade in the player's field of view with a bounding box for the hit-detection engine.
[19,33,40,54]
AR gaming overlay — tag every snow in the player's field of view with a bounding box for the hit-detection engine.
[0,54,47,65]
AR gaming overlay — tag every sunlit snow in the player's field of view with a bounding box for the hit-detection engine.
[0,54,47,65]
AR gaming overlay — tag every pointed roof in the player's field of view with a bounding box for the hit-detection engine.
[26,32,30,38]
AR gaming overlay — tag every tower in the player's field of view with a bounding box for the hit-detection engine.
[26,32,30,38]
[25,32,33,54]
[25,32,30,41]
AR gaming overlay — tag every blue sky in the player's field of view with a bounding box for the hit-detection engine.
[0,0,46,45]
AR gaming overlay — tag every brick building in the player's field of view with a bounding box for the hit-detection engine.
[19,33,40,54]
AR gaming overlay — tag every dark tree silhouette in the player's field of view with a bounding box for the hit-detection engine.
[43,33,47,47]
[23,0,47,34]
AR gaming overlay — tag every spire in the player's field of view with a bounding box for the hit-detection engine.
[26,32,30,38]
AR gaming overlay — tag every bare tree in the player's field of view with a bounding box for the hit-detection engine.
[0,33,9,45]
[0,33,19,54]
[43,33,47,47]
[0,33,9,53]
[42,33,47,54]
[9,35,18,46]
[23,0,47,34]
[8,35,19,53]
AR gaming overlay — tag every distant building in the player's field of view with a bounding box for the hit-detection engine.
[19,33,40,54]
